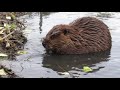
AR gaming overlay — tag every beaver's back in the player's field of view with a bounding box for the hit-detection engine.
[70,17,109,32]
[69,17,111,53]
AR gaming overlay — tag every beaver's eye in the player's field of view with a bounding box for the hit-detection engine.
[63,29,69,35]
[50,31,60,39]
[50,35,56,39]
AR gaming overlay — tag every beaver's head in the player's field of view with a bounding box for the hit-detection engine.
[42,25,80,54]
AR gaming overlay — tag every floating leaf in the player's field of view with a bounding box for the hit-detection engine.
[6,16,11,20]
[17,50,28,55]
[0,69,7,75]
[58,72,70,75]
[82,66,93,73]
[0,53,8,57]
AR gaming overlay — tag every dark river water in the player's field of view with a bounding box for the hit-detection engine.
[0,12,120,78]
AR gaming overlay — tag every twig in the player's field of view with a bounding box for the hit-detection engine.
[15,19,26,29]
[0,30,16,41]
[0,20,8,22]
[10,40,23,45]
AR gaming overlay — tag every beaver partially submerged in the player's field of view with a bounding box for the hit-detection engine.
[42,17,112,54]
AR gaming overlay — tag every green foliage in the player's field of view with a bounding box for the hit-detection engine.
[82,66,93,73]
[4,23,10,30]
[10,23,17,30]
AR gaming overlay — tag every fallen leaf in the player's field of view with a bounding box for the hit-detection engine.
[4,23,11,30]
[0,27,4,30]
[0,53,8,57]
[10,23,17,30]
[6,16,11,20]
[0,30,4,35]
[6,42,10,48]
[82,66,93,73]
[0,69,7,75]
[10,13,16,19]
[17,50,28,55]
[4,23,7,27]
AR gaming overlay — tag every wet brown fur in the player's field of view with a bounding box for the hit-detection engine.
[42,17,112,54]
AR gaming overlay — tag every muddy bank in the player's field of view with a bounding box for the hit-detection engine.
[0,12,27,59]
[0,12,27,78]
[0,12,30,17]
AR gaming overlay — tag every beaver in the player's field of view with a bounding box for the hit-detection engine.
[42,17,112,54]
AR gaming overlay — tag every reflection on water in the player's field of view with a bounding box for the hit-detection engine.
[39,12,43,33]
[39,12,56,34]
[42,50,111,73]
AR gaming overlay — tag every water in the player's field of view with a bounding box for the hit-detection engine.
[0,12,120,78]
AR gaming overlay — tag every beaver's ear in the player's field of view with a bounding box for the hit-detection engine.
[63,29,69,35]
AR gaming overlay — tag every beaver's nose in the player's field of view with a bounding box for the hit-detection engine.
[42,42,46,48]
[42,40,48,48]
[42,41,52,50]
